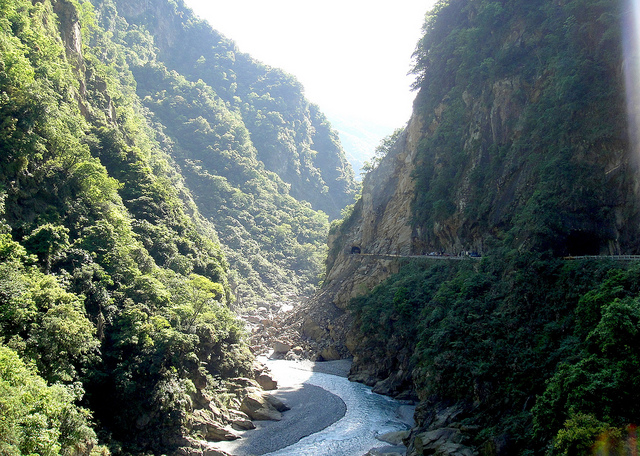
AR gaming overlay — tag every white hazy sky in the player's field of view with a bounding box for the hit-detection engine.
[182,0,436,131]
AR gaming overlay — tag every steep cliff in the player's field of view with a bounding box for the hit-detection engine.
[408,0,639,256]
[324,114,424,307]
[321,0,640,341]
[318,0,640,347]
[307,0,640,454]
[328,0,639,263]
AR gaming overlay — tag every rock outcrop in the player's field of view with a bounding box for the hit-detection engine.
[283,113,427,387]
[404,402,479,456]
[176,439,233,456]
[325,114,425,308]
[179,360,286,456]
[239,389,290,421]
[190,410,241,442]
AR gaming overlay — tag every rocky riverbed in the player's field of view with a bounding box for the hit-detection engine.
[240,295,352,363]
[213,358,415,456]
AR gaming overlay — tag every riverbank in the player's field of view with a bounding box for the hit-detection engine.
[215,372,347,454]
[215,358,414,456]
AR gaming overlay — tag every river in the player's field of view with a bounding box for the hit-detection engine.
[215,358,415,456]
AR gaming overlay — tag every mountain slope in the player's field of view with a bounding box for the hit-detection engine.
[109,0,357,220]
[86,0,356,304]
[1,0,251,452]
[307,0,640,454]
[0,0,354,453]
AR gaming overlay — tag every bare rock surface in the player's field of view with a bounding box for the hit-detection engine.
[364,434,410,456]
[255,372,277,390]
[377,430,410,446]
[239,296,351,363]
[177,438,233,456]
[240,391,284,421]
[180,358,283,456]
[364,447,405,456]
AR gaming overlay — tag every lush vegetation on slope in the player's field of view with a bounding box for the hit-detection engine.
[86,0,356,304]
[132,61,329,301]
[0,0,250,451]
[350,253,640,454]
[0,0,350,452]
[111,0,358,220]
[340,0,640,454]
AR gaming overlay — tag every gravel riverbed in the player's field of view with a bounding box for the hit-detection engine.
[215,358,414,456]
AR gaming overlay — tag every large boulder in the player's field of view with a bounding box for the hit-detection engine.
[264,394,290,412]
[205,423,241,442]
[273,340,291,354]
[411,428,476,456]
[190,410,240,442]
[228,410,255,431]
[226,377,260,391]
[318,345,341,361]
[372,371,407,396]
[256,372,277,390]
[365,449,405,456]
[231,417,256,431]
[252,361,278,390]
[240,391,283,421]
[377,431,410,446]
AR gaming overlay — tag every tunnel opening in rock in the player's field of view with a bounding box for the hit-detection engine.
[566,230,601,256]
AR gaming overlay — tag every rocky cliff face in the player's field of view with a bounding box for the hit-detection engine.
[298,3,640,452]
[297,0,640,454]
[274,113,428,391]
[309,0,640,359]
[324,113,424,307]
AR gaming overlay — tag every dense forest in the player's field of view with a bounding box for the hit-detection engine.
[94,0,357,304]
[4,0,640,454]
[350,255,640,455]
[0,0,355,453]
[332,0,640,454]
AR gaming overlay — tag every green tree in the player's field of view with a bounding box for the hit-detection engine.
[0,344,98,456]
[24,224,70,273]
[27,275,100,383]
[183,273,224,332]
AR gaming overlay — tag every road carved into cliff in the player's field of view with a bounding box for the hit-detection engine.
[348,253,640,262]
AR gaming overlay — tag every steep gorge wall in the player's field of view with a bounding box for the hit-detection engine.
[296,1,640,453]
[324,113,424,307]
[301,0,640,396]
[404,0,640,258]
